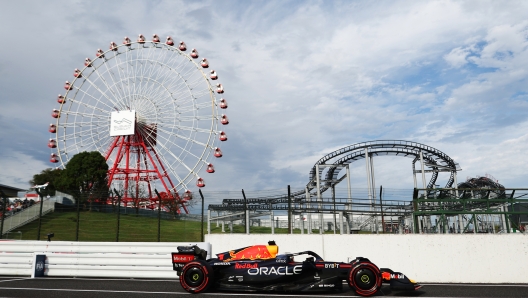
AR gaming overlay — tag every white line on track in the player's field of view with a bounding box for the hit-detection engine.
[0,278,32,283]
[203,293,360,297]
[0,288,364,297]
[0,287,182,295]
[420,283,528,287]
[0,277,176,282]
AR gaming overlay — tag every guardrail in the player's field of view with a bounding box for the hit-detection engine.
[0,241,211,278]
[1,200,55,236]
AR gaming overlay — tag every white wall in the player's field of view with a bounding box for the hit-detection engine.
[205,234,528,283]
[0,241,211,278]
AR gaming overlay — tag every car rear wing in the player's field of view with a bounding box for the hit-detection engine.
[171,245,207,273]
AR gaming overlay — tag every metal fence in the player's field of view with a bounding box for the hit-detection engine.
[2,187,527,240]
[206,187,528,235]
[0,189,206,242]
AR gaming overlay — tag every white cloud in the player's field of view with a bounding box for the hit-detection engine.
[2,0,528,205]
[444,46,471,68]
[0,152,50,189]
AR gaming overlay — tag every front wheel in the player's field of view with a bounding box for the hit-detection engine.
[179,260,214,293]
[348,262,382,297]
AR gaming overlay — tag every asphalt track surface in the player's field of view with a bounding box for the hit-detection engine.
[0,277,527,298]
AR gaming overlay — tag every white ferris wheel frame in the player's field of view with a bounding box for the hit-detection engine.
[52,39,224,193]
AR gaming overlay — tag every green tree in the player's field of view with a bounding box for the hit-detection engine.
[57,151,109,210]
[29,168,63,196]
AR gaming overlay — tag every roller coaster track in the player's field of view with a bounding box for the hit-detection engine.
[209,140,461,212]
[308,140,460,195]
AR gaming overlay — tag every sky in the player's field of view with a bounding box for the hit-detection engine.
[1,0,528,208]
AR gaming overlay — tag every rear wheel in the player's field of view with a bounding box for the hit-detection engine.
[179,260,214,293]
[348,262,382,296]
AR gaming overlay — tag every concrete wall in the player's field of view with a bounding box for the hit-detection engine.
[205,234,528,284]
[0,241,211,278]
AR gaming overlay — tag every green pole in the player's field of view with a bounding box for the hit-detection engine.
[36,189,44,241]
[0,190,7,239]
[199,189,205,242]
[113,189,121,242]
[154,189,162,242]
[412,188,419,233]
[242,189,248,234]
[379,186,384,233]
[288,185,292,234]
[75,193,81,241]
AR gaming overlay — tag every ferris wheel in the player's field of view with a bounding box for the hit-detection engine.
[48,34,229,213]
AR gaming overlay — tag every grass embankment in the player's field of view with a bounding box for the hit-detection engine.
[5,211,356,242]
[5,211,203,242]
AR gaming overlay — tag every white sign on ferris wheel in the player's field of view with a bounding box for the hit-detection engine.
[110,110,136,136]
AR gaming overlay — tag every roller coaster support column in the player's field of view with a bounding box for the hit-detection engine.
[316,164,323,234]
[419,151,430,232]
[346,165,352,234]
[339,211,343,235]
[370,156,379,234]
[413,162,418,188]
[305,187,311,234]
[332,185,336,234]
[364,148,373,232]
[411,162,417,232]
[301,213,304,234]
[454,172,463,234]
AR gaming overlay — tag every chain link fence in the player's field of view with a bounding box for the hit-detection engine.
[0,189,206,242]
[2,186,527,240]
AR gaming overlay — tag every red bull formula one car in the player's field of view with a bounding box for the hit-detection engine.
[171,241,421,296]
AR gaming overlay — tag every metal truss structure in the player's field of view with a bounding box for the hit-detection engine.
[208,140,527,234]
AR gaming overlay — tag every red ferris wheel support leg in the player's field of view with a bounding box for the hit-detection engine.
[104,131,189,214]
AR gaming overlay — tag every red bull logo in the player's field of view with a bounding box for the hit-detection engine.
[235,263,258,269]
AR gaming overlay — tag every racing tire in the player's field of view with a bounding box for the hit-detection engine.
[179,260,214,294]
[348,262,382,297]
